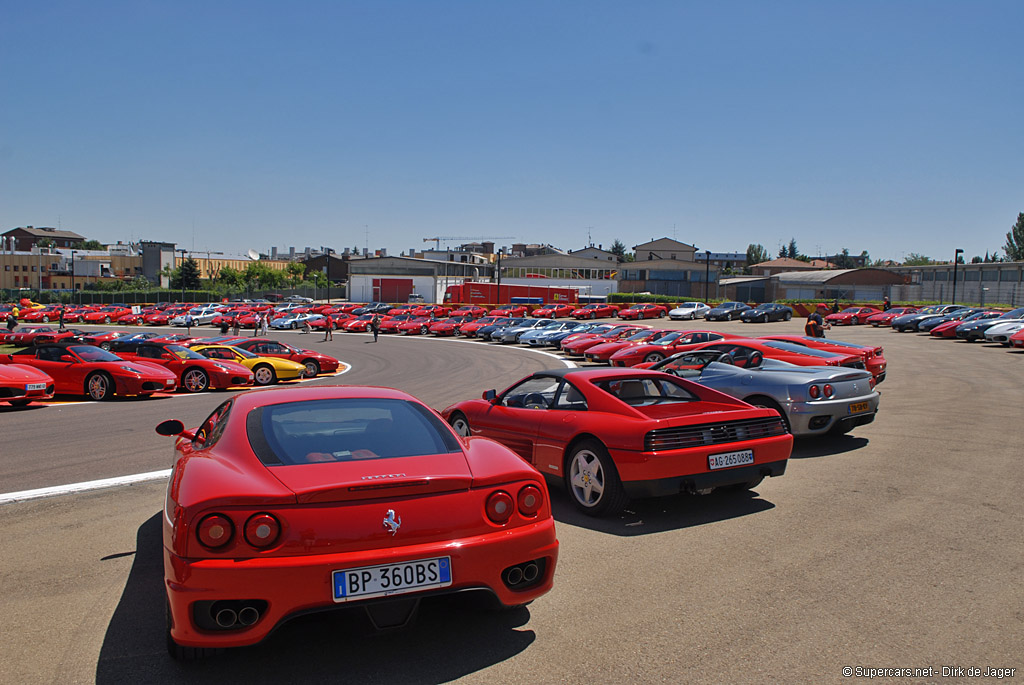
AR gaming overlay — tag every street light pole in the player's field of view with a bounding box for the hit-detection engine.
[951,248,964,304]
[322,247,332,304]
[178,249,188,303]
[70,249,76,301]
[705,250,711,301]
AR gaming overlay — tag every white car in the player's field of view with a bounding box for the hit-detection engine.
[668,302,711,320]
[170,305,220,326]
[984,320,1024,345]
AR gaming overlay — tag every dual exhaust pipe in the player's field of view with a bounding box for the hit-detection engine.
[503,559,543,589]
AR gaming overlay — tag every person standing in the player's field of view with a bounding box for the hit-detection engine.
[804,306,829,338]
[231,316,240,337]
[370,313,381,343]
[323,312,333,341]
[185,313,193,335]
[261,313,269,336]
[6,308,17,332]
[58,305,66,331]
[883,296,891,311]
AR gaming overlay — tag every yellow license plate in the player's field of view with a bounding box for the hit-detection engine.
[848,401,870,415]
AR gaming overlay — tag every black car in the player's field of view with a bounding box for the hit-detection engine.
[891,305,968,332]
[955,307,1024,341]
[477,317,523,341]
[917,308,985,333]
[705,302,752,321]
[739,303,794,323]
[351,301,393,315]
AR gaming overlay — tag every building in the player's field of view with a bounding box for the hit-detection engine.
[720,268,905,303]
[618,258,717,299]
[886,262,1024,307]
[2,226,86,251]
[568,246,619,262]
[497,253,619,299]
[748,257,823,277]
[348,256,493,303]
[631,238,698,262]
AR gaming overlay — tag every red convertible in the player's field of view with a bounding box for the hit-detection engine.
[231,338,341,377]
[608,330,732,366]
[825,306,881,326]
[156,385,558,658]
[572,303,620,319]
[0,343,178,400]
[442,368,793,516]
[0,364,55,406]
[759,335,887,383]
[617,303,668,320]
[532,303,575,318]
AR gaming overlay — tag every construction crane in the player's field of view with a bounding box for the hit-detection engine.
[422,236,515,250]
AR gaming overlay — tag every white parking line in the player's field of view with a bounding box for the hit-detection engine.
[0,469,171,505]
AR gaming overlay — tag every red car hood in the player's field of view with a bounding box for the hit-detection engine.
[268,451,474,504]
[0,364,53,383]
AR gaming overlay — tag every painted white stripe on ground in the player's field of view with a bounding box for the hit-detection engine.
[0,469,171,505]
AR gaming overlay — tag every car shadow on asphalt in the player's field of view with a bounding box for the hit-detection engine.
[96,514,536,684]
[790,435,869,459]
[548,488,775,536]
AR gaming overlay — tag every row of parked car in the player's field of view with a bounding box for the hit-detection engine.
[866,303,1024,346]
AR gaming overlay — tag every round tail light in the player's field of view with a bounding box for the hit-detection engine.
[486,491,514,524]
[517,485,543,517]
[244,513,281,548]
[197,514,234,549]
[823,384,834,398]
[808,385,821,399]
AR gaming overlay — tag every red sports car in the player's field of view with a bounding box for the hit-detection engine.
[825,307,882,326]
[929,311,1003,338]
[0,364,55,406]
[459,316,501,337]
[618,303,668,320]
[77,330,133,349]
[582,329,674,363]
[608,330,733,366]
[111,341,254,392]
[386,304,420,316]
[571,303,620,319]
[155,385,558,658]
[0,343,178,400]
[489,305,528,317]
[378,315,417,334]
[442,368,793,516]
[759,335,887,383]
[412,305,450,318]
[866,307,918,327]
[557,323,635,350]
[20,306,65,323]
[451,305,489,318]
[561,325,650,357]
[231,338,341,377]
[397,316,434,335]
[429,315,473,336]
[664,338,866,372]
[1009,328,1024,348]
[81,306,133,324]
[342,314,381,332]
[532,303,575,318]
[7,326,63,346]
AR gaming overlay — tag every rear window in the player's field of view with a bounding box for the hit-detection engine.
[760,341,837,358]
[592,377,699,406]
[247,398,462,466]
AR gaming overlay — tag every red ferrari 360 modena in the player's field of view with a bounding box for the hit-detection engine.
[156,385,558,658]
[0,343,178,399]
[442,368,793,516]
[0,364,55,406]
[617,303,668,320]
[825,306,881,326]
[608,330,733,366]
[231,338,341,377]
[571,303,620,319]
[110,341,255,392]
[532,303,575,318]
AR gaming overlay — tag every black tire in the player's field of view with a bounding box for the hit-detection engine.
[291,321,298,329]
[589,312,596,319]
[785,311,792,321]
[86,372,114,401]
[104,316,112,324]
[448,411,471,437]
[565,439,628,516]
[100,342,112,350]
[644,351,665,363]
[638,312,645,320]
[421,325,429,335]
[253,364,277,386]
[42,315,50,323]
[182,367,210,393]
[302,359,320,377]
[745,395,791,434]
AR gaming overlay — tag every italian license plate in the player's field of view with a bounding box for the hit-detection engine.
[25,383,47,391]
[708,449,754,470]
[332,556,452,603]
[848,401,870,414]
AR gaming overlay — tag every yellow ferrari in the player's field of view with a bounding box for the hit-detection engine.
[190,344,307,386]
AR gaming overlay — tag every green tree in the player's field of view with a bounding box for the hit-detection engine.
[306,270,328,288]
[286,262,307,287]
[37,237,56,248]
[787,238,799,259]
[745,244,768,272]
[179,258,202,289]
[971,255,983,264]
[903,253,932,266]
[217,266,244,289]
[610,239,629,263]
[1004,213,1024,261]
[79,239,105,250]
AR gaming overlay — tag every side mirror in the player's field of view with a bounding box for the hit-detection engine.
[162,353,175,360]
[483,389,497,403]
[60,354,77,363]
[155,419,185,436]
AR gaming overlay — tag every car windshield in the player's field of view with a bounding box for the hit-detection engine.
[248,398,462,465]
[999,307,1024,318]
[840,307,860,314]
[70,345,122,362]
[166,344,207,360]
[651,331,684,346]
[593,376,698,405]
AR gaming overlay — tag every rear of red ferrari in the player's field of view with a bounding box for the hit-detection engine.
[162,391,557,654]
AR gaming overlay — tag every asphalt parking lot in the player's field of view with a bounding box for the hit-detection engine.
[1,319,1022,683]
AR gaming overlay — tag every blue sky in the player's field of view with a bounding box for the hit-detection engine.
[2,1,1021,263]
